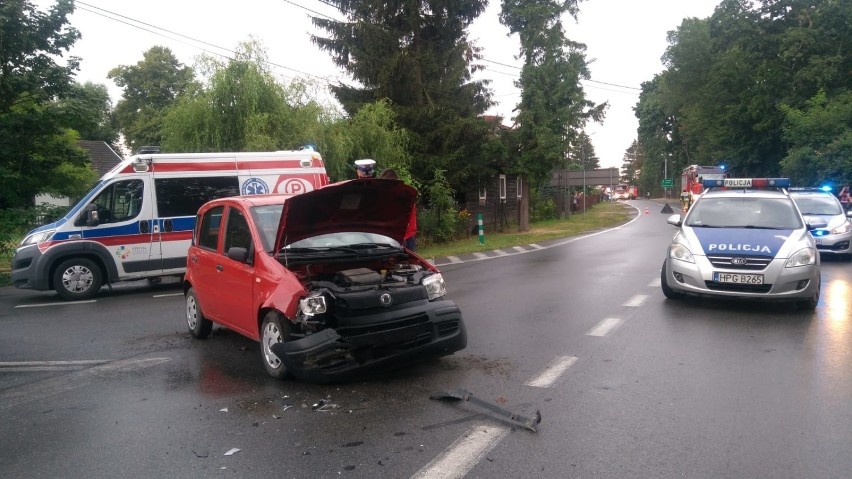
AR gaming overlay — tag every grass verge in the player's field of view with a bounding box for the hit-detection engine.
[417,201,634,260]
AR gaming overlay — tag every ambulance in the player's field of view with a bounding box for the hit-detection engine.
[11,148,329,300]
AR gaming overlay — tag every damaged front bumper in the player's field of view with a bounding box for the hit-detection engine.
[271,300,466,382]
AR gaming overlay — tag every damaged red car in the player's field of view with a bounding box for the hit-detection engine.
[183,178,467,382]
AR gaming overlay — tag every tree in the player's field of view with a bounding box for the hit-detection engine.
[499,0,605,188]
[310,0,494,189]
[0,0,94,209]
[161,41,409,182]
[55,81,120,150]
[109,46,195,153]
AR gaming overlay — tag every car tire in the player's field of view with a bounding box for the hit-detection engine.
[661,260,684,300]
[53,257,103,301]
[260,311,293,379]
[186,287,213,339]
[796,279,820,310]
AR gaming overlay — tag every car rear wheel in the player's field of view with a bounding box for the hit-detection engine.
[260,311,293,379]
[661,260,684,300]
[186,287,213,339]
[53,258,103,301]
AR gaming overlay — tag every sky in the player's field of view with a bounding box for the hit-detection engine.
[36,0,721,169]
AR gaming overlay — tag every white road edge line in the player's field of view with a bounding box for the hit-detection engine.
[586,317,623,337]
[525,356,578,388]
[623,294,648,307]
[153,292,183,298]
[15,300,97,308]
[410,424,510,479]
[0,360,111,367]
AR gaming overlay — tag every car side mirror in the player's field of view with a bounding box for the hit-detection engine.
[666,214,682,227]
[227,246,250,264]
[805,217,827,230]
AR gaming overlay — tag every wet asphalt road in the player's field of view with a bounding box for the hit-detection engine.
[2,200,852,478]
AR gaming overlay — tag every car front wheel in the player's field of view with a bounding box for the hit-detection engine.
[53,258,103,301]
[260,311,293,379]
[661,260,684,300]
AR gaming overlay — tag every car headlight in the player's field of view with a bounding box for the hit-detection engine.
[422,273,447,300]
[831,221,852,235]
[20,229,55,247]
[299,293,327,316]
[669,243,695,263]
[785,247,817,268]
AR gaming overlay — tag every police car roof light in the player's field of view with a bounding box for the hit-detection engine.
[702,177,790,189]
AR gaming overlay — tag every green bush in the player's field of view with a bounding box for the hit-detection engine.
[417,170,462,245]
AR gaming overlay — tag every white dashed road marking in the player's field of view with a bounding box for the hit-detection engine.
[15,300,97,308]
[0,360,111,372]
[411,424,510,479]
[624,295,648,307]
[472,253,488,260]
[446,256,463,264]
[586,317,624,337]
[153,292,183,298]
[524,356,578,388]
[648,278,661,287]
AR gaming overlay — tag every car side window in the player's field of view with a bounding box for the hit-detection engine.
[198,206,224,251]
[224,208,251,253]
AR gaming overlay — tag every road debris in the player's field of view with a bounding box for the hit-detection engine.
[430,388,541,433]
[224,448,240,456]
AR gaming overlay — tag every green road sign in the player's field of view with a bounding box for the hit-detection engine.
[661,178,673,187]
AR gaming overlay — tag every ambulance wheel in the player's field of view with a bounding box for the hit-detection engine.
[260,311,293,379]
[661,260,683,300]
[53,258,103,301]
[185,288,212,339]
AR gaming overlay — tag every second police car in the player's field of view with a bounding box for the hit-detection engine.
[661,178,826,309]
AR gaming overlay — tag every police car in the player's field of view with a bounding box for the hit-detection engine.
[788,187,852,261]
[661,178,825,309]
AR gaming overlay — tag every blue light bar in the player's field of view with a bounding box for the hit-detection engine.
[702,178,791,188]
[819,185,832,192]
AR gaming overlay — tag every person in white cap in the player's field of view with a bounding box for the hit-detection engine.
[354,159,377,178]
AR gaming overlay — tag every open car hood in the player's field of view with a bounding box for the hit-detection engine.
[274,178,416,250]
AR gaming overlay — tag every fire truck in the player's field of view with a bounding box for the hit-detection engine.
[681,165,726,207]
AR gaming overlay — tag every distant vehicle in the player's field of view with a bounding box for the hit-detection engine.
[612,184,631,200]
[184,178,467,382]
[789,188,852,261]
[12,148,329,300]
[662,178,824,310]
[628,185,639,200]
[681,165,727,208]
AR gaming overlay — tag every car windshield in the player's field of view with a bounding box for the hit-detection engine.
[791,195,842,216]
[686,197,803,229]
[286,232,400,249]
[250,204,284,252]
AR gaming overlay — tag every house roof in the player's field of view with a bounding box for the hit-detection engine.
[78,140,123,177]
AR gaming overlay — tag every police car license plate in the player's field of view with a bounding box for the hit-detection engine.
[713,272,764,284]
[814,237,822,245]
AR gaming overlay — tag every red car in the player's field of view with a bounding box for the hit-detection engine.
[183,178,467,382]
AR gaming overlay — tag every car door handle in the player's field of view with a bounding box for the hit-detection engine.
[216,264,223,272]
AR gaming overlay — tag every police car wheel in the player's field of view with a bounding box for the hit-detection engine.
[53,258,103,301]
[260,312,293,379]
[185,288,212,339]
[796,281,820,310]
[660,260,684,300]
